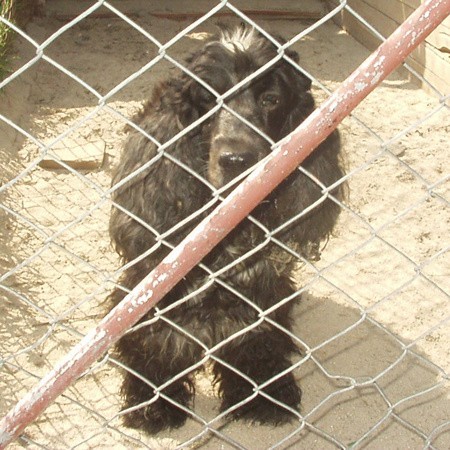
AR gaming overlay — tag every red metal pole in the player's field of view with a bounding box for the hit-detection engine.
[1,0,449,447]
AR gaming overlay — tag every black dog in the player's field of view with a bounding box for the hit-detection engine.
[108,26,345,434]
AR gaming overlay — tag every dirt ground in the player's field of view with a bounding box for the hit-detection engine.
[0,1,449,449]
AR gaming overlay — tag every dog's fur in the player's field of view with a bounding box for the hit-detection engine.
[108,26,345,433]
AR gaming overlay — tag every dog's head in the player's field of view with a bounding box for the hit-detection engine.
[182,27,315,187]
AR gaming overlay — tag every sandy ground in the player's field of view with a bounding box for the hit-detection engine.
[0,1,449,449]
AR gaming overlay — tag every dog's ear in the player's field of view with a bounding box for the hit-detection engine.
[268,37,311,94]
[278,60,315,137]
[285,47,299,63]
[293,64,312,93]
[284,47,312,92]
[177,49,219,123]
[183,77,215,114]
[110,105,209,262]
[271,34,301,65]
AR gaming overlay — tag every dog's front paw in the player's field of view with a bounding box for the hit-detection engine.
[221,373,301,425]
[122,397,189,434]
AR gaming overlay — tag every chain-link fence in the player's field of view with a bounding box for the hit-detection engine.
[1,1,449,449]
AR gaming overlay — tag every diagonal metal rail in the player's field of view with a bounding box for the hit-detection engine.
[0,0,449,447]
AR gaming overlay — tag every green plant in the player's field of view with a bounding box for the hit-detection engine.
[0,0,14,81]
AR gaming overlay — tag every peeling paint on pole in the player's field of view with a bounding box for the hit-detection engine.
[1,0,449,447]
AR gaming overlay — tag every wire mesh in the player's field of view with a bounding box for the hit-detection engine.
[0,1,449,449]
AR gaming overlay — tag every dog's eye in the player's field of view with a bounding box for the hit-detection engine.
[260,93,280,108]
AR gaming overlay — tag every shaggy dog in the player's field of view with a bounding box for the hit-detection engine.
[108,26,345,434]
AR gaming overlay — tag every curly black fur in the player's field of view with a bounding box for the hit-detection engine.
[108,26,345,434]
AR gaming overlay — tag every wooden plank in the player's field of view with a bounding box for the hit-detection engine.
[39,138,105,171]
[425,16,450,50]
[360,0,449,50]
[390,0,421,9]
[362,0,414,25]
[347,1,408,38]
[407,54,450,93]
[47,0,326,21]
[327,0,449,93]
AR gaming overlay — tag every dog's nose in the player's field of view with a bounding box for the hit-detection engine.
[218,151,258,171]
